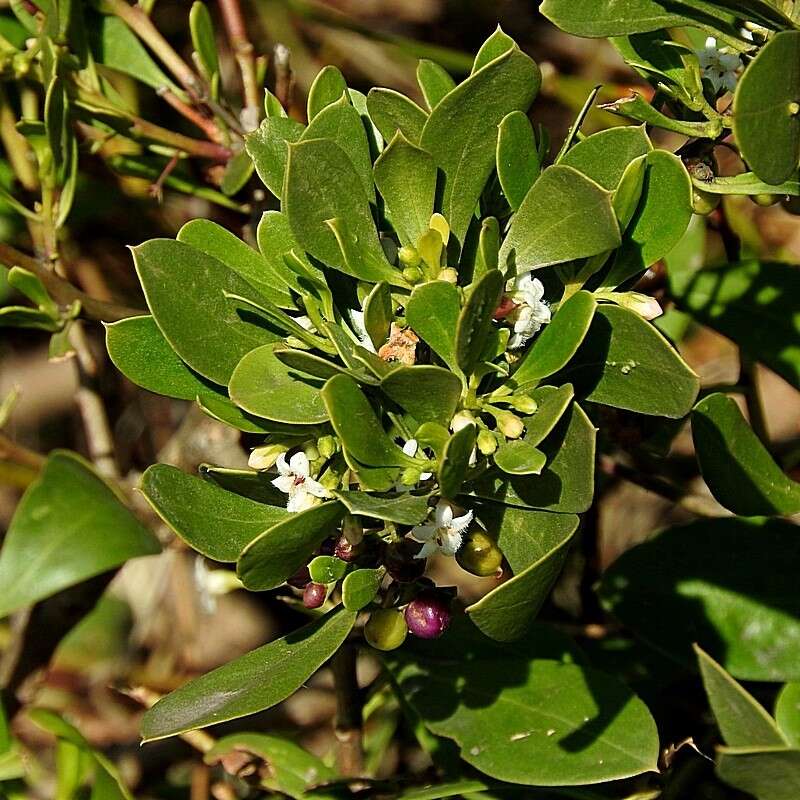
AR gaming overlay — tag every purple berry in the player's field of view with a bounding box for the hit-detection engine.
[303,582,327,609]
[404,591,451,639]
[334,534,356,563]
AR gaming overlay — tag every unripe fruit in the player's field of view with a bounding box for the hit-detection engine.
[385,538,426,582]
[303,582,327,609]
[404,591,451,639]
[402,265,423,284]
[510,394,539,415]
[691,187,720,216]
[317,435,337,459]
[365,609,408,651]
[398,245,421,267]
[751,193,780,207]
[457,530,503,577]
[495,409,524,439]
[477,428,498,456]
[438,267,458,284]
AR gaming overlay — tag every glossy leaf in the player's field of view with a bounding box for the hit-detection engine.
[466,505,579,641]
[405,281,461,373]
[366,88,427,145]
[335,491,431,525]
[229,343,328,425]
[140,464,287,562]
[132,239,280,385]
[560,125,651,190]
[342,568,383,611]
[500,165,621,271]
[308,555,347,584]
[511,291,597,388]
[524,385,575,446]
[189,2,218,79]
[558,304,699,418]
[456,270,504,376]
[141,607,356,740]
[381,366,462,427]
[420,42,541,244]
[693,172,800,196]
[733,31,800,185]
[604,149,693,286]
[177,219,293,308]
[237,501,345,590]
[717,747,800,800]
[363,281,393,350]
[600,517,800,681]
[438,423,476,498]
[196,393,281,434]
[307,65,348,121]
[496,111,541,211]
[0,451,160,617]
[417,59,455,110]
[473,26,517,73]
[256,210,325,294]
[692,393,800,516]
[245,116,305,197]
[776,684,800,747]
[493,440,546,476]
[374,133,437,248]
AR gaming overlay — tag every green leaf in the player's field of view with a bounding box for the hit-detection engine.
[420,42,541,245]
[417,59,455,110]
[717,747,800,800]
[245,116,305,197]
[229,343,328,425]
[307,65,348,121]
[387,646,659,785]
[374,132,437,248]
[322,375,416,468]
[500,165,621,271]
[285,139,403,285]
[696,645,787,748]
[0,451,160,617]
[674,260,800,390]
[189,2,218,79]
[524,385,575,446]
[558,304,699,418]
[177,219,294,308]
[466,505,579,641]
[335,490,431,525]
[456,270,504,376]
[237,501,345,590]
[496,111,541,211]
[206,733,336,798]
[560,125,652,190]
[405,281,461,373]
[776,684,800,747]
[511,291,597,388]
[342,568,383,611]
[493,440,546,476]
[308,555,348,584]
[381,366,462,427]
[473,26,517,74]
[363,281,393,350]
[220,150,255,197]
[196,392,279,434]
[692,393,800,516]
[366,88,427,145]
[604,150,693,286]
[141,606,356,740]
[302,96,375,201]
[472,401,596,513]
[199,465,287,506]
[438,422,476,498]
[256,210,326,294]
[599,516,800,681]
[602,91,723,138]
[274,348,347,381]
[734,31,800,185]
[140,464,287,562]
[132,239,280,385]
[692,172,800,196]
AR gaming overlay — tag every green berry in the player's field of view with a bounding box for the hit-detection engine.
[398,245,421,267]
[477,429,498,456]
[751,193,780,207]
[402,266,423,284]
[365,609,408,651]
[456,530,503,577]
[691,188,720,216]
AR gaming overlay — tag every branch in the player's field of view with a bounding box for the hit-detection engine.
[0,242,143,322]
[218,0,260,122]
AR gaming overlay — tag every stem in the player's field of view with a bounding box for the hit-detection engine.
[0,86,37,191]
[218,0,260,122]
[0,242,143,321]
[330,643,364,777]
[157,88,225,143]
[0,432,46,472]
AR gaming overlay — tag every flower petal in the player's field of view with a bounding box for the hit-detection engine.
[275,453,291,475]
[402,439,419,457]
[439,528,464,556]
[289,451,310,477]
[410,524,436,543]
[304,478,331,499]
[415,540,439,559]
[272,474,295,494]
[450,509,474,536]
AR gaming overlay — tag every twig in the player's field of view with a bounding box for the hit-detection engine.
[148,153,180,203]
[218,0,260,125]
[0,242,143,322]
[330,643,364,777]
[0,432,46,472]
[157,88,226,144]
[273,43,293,110]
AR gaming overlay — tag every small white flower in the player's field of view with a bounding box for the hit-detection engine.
[507,272,551,349]
[410,500,473,559]
[697,37,742,94]
[271,452,331,512]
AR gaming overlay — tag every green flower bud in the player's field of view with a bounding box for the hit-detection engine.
[494,409,524,439]
[510,394,538,415]
[477,429,498,456]
[437,267,458,284]
[303,442,320,461]
[248,444,288,471]
[398,245,421,267]
[317,435,337,459]
[751,193,781,207]
[451,410,476,432]
[691,187,721,216]
[365,609,408,651]
[457,530,503,577]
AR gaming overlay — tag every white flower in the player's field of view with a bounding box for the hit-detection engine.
[271,452,330,512]
[507,272,551,349]
[697,37,742,94]
[410,500,473,559]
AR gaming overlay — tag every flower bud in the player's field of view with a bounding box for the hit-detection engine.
[494,410,524,439]
[451,410,476,433]
[398,245,421,267]
[691,187,720,216]
[404,591,451,639]
[303,442,320,462]
[402,265,423,284]
[437,267,458,284]
[477,429,498,456]
[248,444,288,471]
[751,193,781,208]
[303,582,327,609]
[510,394,538,415]
[365,609,408,651]
[385,538,426,582]
[317,435,337,459]
[456,530,503,577]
